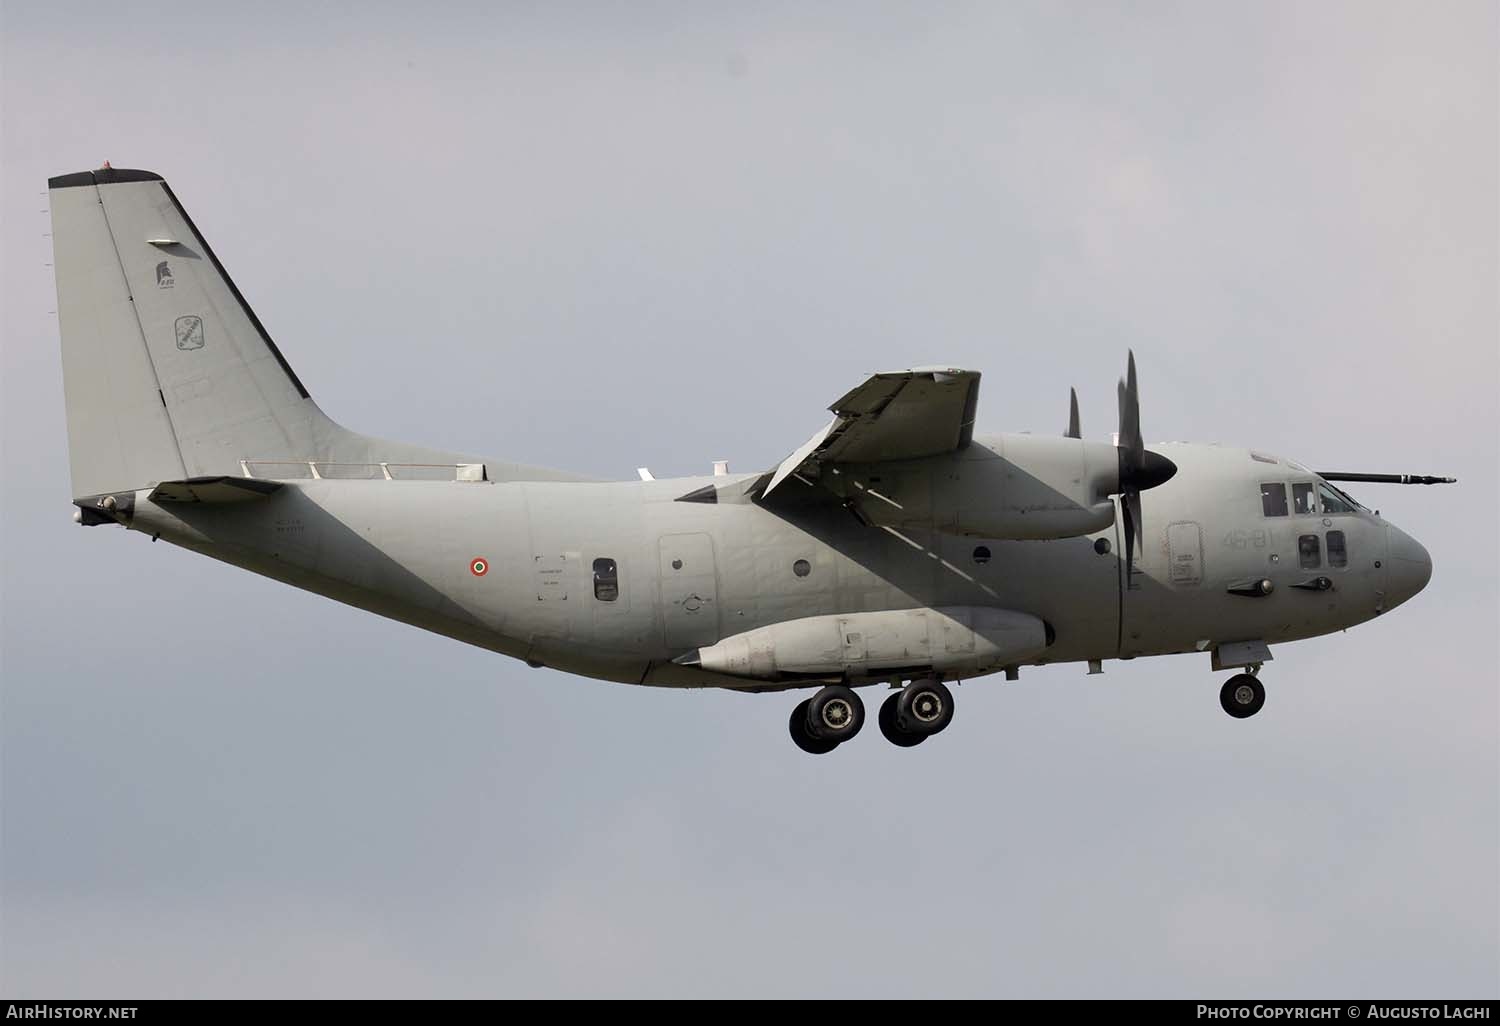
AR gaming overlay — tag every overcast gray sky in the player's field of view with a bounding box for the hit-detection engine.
[2,0,1496,998]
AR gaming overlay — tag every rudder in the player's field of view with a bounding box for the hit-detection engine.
[50,169,191,497]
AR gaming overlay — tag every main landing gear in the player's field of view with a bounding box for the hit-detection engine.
[788,684,865,754]
[788,678,955,753]
[878,679,954,748]
[1219,670,1266,719]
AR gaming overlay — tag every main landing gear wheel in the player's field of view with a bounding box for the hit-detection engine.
[1220,674,1266,719]
[879,693,926,747]
[806,684,864,743]
[898,679,955,737]
[789,699,838,755]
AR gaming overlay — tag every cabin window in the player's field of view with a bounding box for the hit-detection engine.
[1298,534,1321,570]
[1318,482,1356,515]
[973,545,992,565]
[1326,530,1347,568]
[1261,483,1288,517]
[792,559,811,578]
[1292,482,1316,515]
[592,557,619,601]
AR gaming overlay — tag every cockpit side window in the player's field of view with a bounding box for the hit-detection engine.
[1261,483,1288,517]
[1326,530,1348,567]
[1298,534,1322,569]
[1317,482,1356,514]
[1292,482,1316,515]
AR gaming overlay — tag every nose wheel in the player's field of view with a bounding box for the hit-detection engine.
[1219,673,1266,718]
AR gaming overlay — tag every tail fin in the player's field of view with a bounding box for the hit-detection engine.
[49,167,577,498]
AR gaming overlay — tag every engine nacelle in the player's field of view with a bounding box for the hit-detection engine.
[824,433,1120,541]
[687,606,1052,682]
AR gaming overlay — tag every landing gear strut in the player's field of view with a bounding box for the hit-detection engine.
[788,685,864,754]
[1219,673,1266,719]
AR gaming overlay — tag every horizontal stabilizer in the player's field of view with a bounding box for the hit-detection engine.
[148,476,282,504]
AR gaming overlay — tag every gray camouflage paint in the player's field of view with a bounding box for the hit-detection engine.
[111,440,1430,694]
[50,170,1433,709]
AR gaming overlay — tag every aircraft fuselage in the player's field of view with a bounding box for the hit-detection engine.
[119,436,1430,692]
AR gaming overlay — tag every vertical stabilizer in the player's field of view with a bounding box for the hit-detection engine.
[49,167,587,496]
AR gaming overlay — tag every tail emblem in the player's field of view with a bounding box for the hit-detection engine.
[174,315,205,351]
[155,261,175,288]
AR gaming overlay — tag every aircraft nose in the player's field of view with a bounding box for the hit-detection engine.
[1384,523,1432,610]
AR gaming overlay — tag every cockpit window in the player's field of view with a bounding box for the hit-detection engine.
[1292,482,1317,515]
[1326,530,1348,568]
[1317,482,1356,514]
[1298,534,1322,569]
[1261,483,1288,517]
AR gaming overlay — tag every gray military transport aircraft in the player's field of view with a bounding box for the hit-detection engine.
[49,165,1453,753]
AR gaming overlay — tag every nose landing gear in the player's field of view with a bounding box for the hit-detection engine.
[1219,672,1266,718]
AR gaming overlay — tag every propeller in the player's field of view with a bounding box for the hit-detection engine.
[1114,351,1177,583]
[1065,387,1081,439]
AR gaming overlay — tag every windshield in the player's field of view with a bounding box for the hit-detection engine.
[1317,479,1367,513]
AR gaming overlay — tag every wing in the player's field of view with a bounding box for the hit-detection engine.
[760,367,980,498]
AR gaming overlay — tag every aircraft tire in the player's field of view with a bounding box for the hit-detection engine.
[789,699,839,754]
[878,692,926,748]
[1220,674,1265,719]
[897,679,955,736]
[806,685,865,742]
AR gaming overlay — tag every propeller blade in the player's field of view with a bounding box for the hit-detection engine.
[1117,350,1141,462]
[1114,349,1176,493]
[1109,351,1174,587]
[1066,388,1081,439]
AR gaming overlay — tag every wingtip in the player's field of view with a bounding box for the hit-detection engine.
[48,168,164,190]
